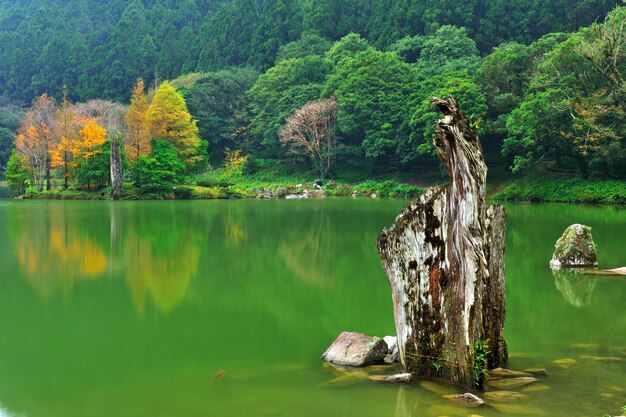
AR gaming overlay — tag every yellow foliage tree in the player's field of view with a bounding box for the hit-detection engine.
[51,87,81,190]
[78,122,107,159]
[147,81,204,169]
[124,78,152,165]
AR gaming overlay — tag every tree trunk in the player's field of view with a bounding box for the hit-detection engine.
[376,96,507,390]
[110,135,123,200]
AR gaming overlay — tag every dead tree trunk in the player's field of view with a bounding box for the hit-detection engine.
[377,96,507,390]
[110,134,123,200]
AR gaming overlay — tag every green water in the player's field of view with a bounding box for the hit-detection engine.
[0,199,624,417]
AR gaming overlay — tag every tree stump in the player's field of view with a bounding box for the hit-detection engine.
[376,96,507,389]
[110,133,123,200]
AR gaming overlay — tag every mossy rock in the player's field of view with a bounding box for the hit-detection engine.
[550,224,598,268]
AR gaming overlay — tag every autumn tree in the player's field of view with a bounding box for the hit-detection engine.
[147,81,204,170]
[124,79,151,165]
[51,86,79,190]
[78,121,107,159]
[279,97,338,179]
[15,94,56,191]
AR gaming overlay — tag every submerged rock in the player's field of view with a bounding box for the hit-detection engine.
[486,377,538,389]
[369,373,412,384]
[321,331,388,367]
[552,358,577,369]
[550,224,598,268]
[488,368,532,379]
[522,368,549,377]
[484,390,528,403]
[443,393,484,407]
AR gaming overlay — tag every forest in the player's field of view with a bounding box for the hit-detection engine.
[1,0,625,200]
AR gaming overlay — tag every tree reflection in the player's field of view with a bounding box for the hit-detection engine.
[9,203,204,315]
[12,208,108,298]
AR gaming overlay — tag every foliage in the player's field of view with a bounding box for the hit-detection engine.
[124,78,152,165]
[180,68,259,164]
[134,140,185,196]
[473,339,490,387]
[223,148,249,179]
[324,49,416,168]
[279,97,338,179]
[0,0,618,102]
[492,175,626,204]
[247,55,331,156]
[275,32,332,63]
[5,149,30,196]
[147,81,204,170]
[75,141,110,189]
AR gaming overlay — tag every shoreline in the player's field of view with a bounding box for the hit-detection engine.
[5,175,625,205]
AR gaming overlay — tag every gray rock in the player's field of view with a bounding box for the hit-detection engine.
[275,187,288,199]
[383,336,397,354]
[550,224,598,268]
[307,189,328,199]
[369,373,412,384]
[391,347,399,362]
[321,331,388,367]
[443,393,484,407]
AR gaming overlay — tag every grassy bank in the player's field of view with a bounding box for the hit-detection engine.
[491,176,626,204]
[19,176,425,200]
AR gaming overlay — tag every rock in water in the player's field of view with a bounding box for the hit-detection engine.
[550,224,598,268]
[369,373,412,384]
[443,393,485,407]
[383,336,398,354]
[321,332,388,367]
[486,377,538,389]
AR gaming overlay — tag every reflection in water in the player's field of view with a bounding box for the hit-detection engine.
[124,231,200,315]
[9,202,202,315]
[0,404,22,417]
[552,268,597,307]
[13,213,108,298]
[278,212,335,287]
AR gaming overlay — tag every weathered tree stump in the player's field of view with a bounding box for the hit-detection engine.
[376,96,507,389]
[110,133,123,200]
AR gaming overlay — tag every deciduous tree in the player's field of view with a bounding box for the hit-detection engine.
[279,97,338,178]
[147,81,203,170]
[124,78,152,165]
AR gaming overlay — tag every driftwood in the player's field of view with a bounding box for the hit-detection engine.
[377,96,507,389]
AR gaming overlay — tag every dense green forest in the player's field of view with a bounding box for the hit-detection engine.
[1,0,625,200]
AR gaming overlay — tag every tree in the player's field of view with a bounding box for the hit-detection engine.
[275,32,332,63]
[15,94,56,191]
[78,121,107,159]
[134,139,185,195]
[324,49,417,169]
[5,149,30,196]
[247,55,332,157]
[147,81,203,170]
[181,68,258,165]
[124,78,152,165]
[279,97,338,178]
[51,86,78,190]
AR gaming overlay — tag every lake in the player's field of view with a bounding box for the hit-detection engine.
[0,199,624,417]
